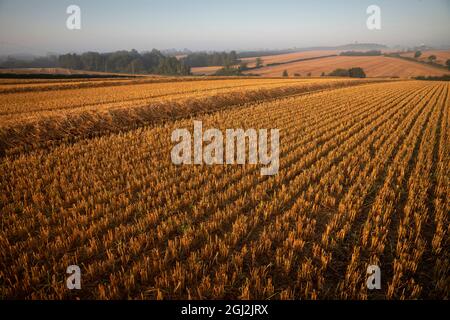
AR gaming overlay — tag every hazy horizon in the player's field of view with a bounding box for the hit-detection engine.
[1,0,449,56]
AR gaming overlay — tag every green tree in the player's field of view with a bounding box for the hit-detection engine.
[428,55,437,63]
[446,59,450,70]
[282,70,288,77]
[414,51,422,58]
[348,67,366,78]
[129,58,145,74]
[80,52,103,71]
[183,51,238,67]
[229,51,238,65]
[214,66,241,76]
[58,53,83,70]
[255,57,263,68]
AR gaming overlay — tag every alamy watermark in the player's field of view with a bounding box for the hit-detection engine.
[366,264,381,290]
[367,5,381,30]
[66,5,81,30]
[171,121,279,176]
[66,265,81,290]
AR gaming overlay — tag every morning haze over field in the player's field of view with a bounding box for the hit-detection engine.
[0,0,450,54]
[0,0,449,302]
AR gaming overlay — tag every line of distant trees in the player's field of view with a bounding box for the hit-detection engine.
[0,55,59,69]
[340,50,382,56]
[0,49,191,75]
[414,50,450,70]
[414,75,450,81]
[386,51,450,71]
[58,49,190,75]
[182,51,239,67]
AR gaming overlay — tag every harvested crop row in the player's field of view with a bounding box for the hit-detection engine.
[0,78,383,157]
[0,79,312,116]
[386,84,447,299]
[337,84,445,299]
[0,75,281,94]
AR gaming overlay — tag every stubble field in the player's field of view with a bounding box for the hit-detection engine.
[0,77,448,299]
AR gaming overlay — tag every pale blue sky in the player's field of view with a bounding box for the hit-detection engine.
[0,0,449,55]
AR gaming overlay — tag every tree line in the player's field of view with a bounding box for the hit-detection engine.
[0,55,59,69]
[58,49,190,75]
[182,51,239,67]
[414,51,450,70]
[0,49,191,75]
[340,50,382,56]
[386,51,450,71]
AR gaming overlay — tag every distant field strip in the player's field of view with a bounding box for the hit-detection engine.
[246,56,450,78]
[1,80,447,299]
[400,50,450,66]
[241,50,340,67]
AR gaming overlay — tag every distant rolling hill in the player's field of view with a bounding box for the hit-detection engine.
[243,55,450,78]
